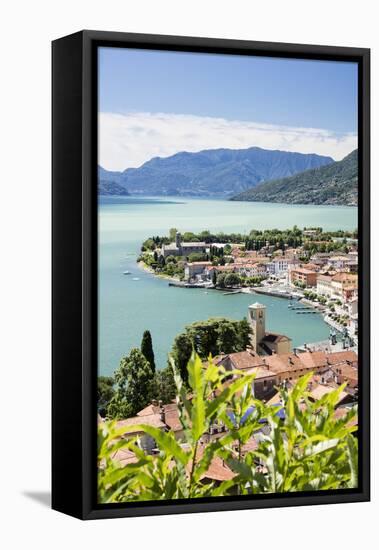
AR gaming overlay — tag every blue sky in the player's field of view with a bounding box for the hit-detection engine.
[98,47,358,170]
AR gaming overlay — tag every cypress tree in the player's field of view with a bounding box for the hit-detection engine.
[141,330,156,372]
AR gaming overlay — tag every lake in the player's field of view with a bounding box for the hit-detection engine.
[99,197,358,376]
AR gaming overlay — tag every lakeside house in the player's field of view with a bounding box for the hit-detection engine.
[316,272,358,301]
[184,261,212,280]
[290,266,318,287]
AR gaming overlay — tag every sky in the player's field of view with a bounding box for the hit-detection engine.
[98,47,358,171]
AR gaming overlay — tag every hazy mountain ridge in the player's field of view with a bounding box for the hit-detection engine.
[230,149,357,206]
[98,146,333,197]
[98,180,130,196]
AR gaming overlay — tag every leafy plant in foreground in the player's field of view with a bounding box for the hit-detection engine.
[98,355,358,503]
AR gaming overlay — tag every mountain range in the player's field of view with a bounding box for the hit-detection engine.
[98,146,333,198]
[231,149,357,206]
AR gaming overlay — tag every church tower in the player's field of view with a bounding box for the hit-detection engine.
[248,302,266,352]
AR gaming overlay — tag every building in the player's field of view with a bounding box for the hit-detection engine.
[266,257,299,276]
[184,261,212,281]
[234,262,268,278]
[162,232,207,258]
[290,267,318,287]
[111,402,184,445]
[303,229,320,237]
[327,255,352,270]
[310,252,332,266]
[216,348,358,400]
[248,302,291,355]
[317,274,334,297]
[317,272,357,301]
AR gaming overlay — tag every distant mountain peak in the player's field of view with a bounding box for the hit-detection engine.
[230,149,357,206]
[98,145,334,198]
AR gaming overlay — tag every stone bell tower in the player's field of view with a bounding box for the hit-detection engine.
[248,302,266,352]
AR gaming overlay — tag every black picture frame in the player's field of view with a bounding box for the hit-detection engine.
[52,30,370,520]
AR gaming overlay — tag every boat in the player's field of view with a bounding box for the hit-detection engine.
[123,270,131,275]
[132,277,140,281]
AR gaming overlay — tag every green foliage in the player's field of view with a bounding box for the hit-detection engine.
[107,349,155,419]
[141,238,156,251]
[169,228,178,241]
[170,333,193,384]
[224,273,241,287]
[141,330,156,372]
[216,273,226,288]
[152,366,176,404]
[188,252,208,262]
[98,356,358,503]
[232,149,358,206]
[97,376,115,417]
[182,232,199,242]
[171,318,250,366]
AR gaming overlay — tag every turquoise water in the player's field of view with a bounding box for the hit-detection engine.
[99,197,357,376]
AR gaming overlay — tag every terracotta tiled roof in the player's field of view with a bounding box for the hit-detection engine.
[227,351,264,370]
[116,414,166,434]
[164,409,183,432]
[332,272,358,283]
[326,350,358,365]
[309,384,348,402]
[241,436,259,454]
[298,351,329,370]
[331,363,358,386]
[111,447,139,467]
[246,365,277,379]
[293,267,317,275]
[263,331,291,343]
[334,407,358,426]
[189,446,235,482]
[137,402,178,416]
[135,403,182,433]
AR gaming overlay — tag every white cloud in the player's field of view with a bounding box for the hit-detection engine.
[99,111,357,171]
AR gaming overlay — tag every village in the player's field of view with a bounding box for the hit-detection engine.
[103,298,358,485]
[139,227,359,345]
[99,226,360,488]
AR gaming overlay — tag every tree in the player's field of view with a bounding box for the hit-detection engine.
[169,227,178,241]
[141,330,156,372]
[170,333,193,384]
[216,273,226,288]
[224,273,241,287]
[212,270,217,286]
[188,252,207,262]
[97,376,115,417]
[152,366,176,403]
[172,317,251,363]
[108,349,155,419]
